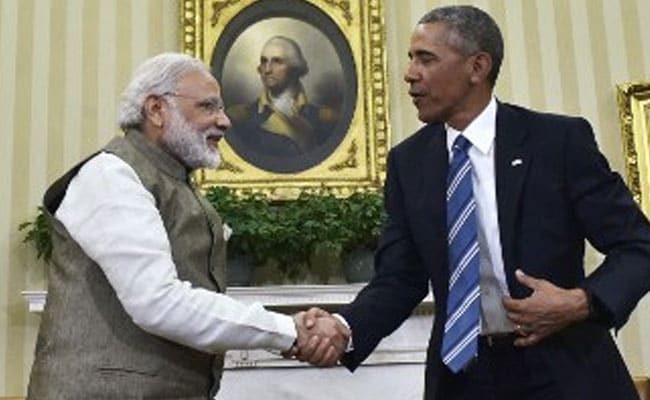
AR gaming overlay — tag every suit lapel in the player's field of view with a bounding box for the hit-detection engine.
[409,124,448,279]
[416,124,448,216]
[495,103,531,292]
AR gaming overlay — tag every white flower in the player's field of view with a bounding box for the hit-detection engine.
[222,223,232,241]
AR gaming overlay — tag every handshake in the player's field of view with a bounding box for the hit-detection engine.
[284,307,351,367]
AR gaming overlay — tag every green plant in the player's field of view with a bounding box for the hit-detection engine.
[205,186,270,262]
[205,186,386,282]
[340,191,385,251]
[274,191,347,280]
[205,187,336,281]
[19,206,52,263]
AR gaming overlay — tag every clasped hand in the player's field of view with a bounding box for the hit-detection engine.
[284,307,350,367]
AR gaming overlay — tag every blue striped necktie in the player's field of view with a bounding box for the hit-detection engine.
[441,134,481,373]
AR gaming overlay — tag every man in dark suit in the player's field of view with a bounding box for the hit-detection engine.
[299,5,650,399]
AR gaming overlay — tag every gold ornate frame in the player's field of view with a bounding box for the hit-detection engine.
[617,81,650,216]
[181,0,389,198]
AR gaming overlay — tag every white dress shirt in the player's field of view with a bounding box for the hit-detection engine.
[55,152,297,353]
[446,97,513,334]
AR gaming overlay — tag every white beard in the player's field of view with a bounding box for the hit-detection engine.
[161,107,221,170]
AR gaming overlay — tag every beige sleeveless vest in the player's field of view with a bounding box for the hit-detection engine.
[28,131,227,399]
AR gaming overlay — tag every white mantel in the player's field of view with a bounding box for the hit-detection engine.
[23,283,431,309]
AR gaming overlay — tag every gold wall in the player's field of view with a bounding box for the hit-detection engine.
[0,0,648,395]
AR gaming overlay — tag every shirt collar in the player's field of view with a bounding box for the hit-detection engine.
[446,96,497,155]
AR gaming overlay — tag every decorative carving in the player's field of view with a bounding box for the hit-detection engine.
[181,0,199,56]
[617,79,650,233]
[617,81,650,209]
[367,0,389,178]
[210,0,241,27]
[218,158,244,174]
[329,140,358,171]
[322,0,352,24]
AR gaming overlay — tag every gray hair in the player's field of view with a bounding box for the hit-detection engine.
[262,36,309,78]
[419,5,503,86]
[117,53,210,130]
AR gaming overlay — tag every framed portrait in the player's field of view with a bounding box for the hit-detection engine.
[181,0,390,198]
[617,80,650,216]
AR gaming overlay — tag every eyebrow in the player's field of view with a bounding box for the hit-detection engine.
[200,96,224,107]
[260,56,285,62]
[408,49,438,60]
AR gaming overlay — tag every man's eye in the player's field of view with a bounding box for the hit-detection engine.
[198,101,222,113]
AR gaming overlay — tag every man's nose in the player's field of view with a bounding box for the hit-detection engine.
[404,62,419,83]
[216,110,231,131]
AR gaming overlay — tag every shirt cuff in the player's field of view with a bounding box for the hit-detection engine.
[333,313,354,352]
[274,313,298,352]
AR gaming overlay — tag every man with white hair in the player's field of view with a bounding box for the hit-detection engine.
[227,36,337,160]
[27,53,348,399]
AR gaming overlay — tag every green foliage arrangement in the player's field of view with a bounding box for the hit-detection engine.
[19,206,52,263]
[204,186,386,282]
[204,186,270,262]
[339,191,385,252]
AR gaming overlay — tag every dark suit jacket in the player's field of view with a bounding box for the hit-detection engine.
[340,102,650,400]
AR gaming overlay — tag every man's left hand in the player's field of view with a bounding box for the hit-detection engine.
[502,269,590,346]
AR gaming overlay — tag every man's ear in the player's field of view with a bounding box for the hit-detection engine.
[143,95,166,128]
[469,52,493,84]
